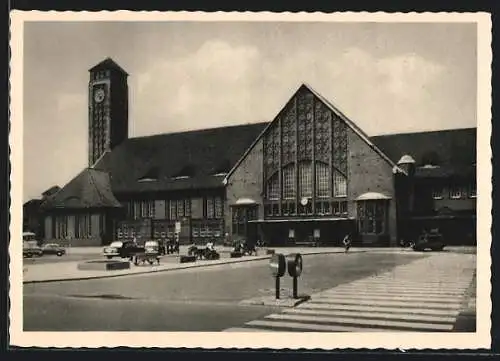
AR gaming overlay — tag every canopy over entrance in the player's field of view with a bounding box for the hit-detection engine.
[355,192,392,201]
[234,198,258,206]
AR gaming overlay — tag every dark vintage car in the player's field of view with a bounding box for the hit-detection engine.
[412,232,446,252]
[23,241,43,258]
[41,243,66,256]
[103,241,145,259]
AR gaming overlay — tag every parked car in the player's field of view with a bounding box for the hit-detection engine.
[41,243,66,256]
[412,232,446,252]
[23,241,43,258]
[103,240,145,259]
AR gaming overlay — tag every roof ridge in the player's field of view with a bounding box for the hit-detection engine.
[87,169,107,207]
[370,127,477,138]
[126,121,270,141]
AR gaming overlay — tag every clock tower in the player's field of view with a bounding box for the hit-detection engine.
[88,57,129,166]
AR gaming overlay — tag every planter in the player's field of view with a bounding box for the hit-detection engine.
[77,260,130,271]
[180,255,197,263]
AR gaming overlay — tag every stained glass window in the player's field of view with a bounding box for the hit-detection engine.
[299,162,313,198]
[267,173,280,200]
[283,164,296,199]
[315,162,330,198]
[334,170,347,197]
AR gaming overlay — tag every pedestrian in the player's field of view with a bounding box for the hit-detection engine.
[342,233,352,253]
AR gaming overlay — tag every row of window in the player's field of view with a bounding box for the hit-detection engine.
[53,214,97,239]
[432,183,477,200]
[264,201,348,217]
[266,162,347,200]
[116,222,224,239]
[191,224,223,238]
[124,197,224,220]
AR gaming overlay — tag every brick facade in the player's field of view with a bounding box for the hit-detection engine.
[225,138,264,236]
[346,127,398,245]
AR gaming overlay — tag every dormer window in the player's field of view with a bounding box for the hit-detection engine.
[468,181,477,198]
[432,187,443,200]
[138,167,159,182]
[211,159,231,177]
[420,151,441,167]
[171,165,195,180]
[172,175,190,180]
[422,164,439,169]
[449,185,463,200]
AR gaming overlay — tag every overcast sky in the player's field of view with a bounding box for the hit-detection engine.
[23,21,477,202]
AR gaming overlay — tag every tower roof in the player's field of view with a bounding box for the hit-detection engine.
[89,57,128,75]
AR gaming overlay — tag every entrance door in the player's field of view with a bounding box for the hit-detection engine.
[231,205,258,244]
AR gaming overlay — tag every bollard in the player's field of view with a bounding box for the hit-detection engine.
[269,253,286,300]
[286,253,303,299]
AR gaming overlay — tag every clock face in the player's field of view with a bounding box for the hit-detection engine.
[94,88,105,103]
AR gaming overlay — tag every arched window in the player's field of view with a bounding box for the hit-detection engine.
[298,161,313,198]
[315,162,330,198]
[283,164,296,199]
[333,170,347,197]
[266,173,280,200]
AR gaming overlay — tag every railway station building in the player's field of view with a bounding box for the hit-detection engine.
[40,58,477,247]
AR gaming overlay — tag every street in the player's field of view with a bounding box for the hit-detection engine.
[23,251,475,332]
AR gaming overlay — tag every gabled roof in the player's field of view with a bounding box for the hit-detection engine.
[41,168,122,210]
[370,127,476,178]
[42,185,61,198]
[89,57,128,76]
[93,122,268,193]
[225,83,403,182]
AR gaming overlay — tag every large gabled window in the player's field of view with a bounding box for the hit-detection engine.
[315,162,330,198]
[282,164,296,200]
[333,170,347,198]
[266,173,280,200]
[298,161,313,198]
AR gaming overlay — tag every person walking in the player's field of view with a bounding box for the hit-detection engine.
[342,233,352,253]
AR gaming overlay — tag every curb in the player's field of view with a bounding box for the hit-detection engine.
[23,254,270,284]
[23,249,367,284]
